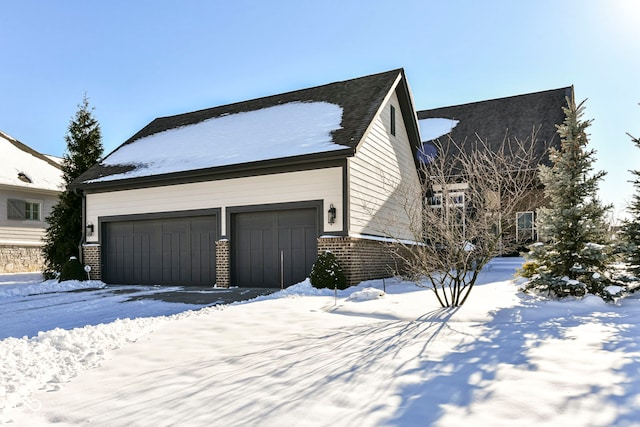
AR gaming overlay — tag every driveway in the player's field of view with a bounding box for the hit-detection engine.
[104,284,279,305]
[0,273,279,340]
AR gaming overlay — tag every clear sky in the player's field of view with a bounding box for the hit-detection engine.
[1,0,638,219]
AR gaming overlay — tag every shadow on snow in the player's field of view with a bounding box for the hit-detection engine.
[387,293,640,426]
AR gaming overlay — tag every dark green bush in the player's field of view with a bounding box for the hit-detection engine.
[310,251,347,290]
[58,256,87,282]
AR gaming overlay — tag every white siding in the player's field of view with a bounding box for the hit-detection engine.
[0,226,45,245]
[0,187,59,245]
[348,91,422,241]
[86,167,344,242]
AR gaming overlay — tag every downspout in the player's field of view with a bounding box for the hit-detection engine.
[78,189,86,265]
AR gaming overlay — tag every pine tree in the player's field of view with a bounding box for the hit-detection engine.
[42,96,103,279]
[525,96,613,298]
[620,132,640,278]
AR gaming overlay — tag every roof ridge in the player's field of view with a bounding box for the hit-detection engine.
[0,129,63,170]
[418,86,573,114]
[121,68,403,146]
[154,69,405,122]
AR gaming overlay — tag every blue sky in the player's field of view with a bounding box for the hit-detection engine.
[1,0,638,218]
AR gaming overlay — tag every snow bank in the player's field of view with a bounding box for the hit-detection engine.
[0,305,224,422]
[0,280,104,298]
[348,287,386,301]
[0,317,157,420]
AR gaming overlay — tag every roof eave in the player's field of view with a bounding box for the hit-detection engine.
[71,148,355,192]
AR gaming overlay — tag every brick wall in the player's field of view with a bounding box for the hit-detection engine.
[215,239,230,288]
[317,236,409,287]
[82,244,101,280]
[0,245,44,273]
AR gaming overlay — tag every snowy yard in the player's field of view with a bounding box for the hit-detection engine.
[2,258,640,426]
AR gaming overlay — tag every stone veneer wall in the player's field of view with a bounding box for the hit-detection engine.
[215,239,230,288]
[317,236,408,287]
[82,244,102,280]
[0,245,44,273]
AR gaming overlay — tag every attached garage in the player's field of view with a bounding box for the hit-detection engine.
[76,69,422,289]
[231,206,319,288]
[102,211,219,286]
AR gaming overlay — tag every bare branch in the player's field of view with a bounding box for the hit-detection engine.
[369,128,544,307]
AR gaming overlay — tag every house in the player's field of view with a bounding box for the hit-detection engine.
[71,69,423,288]
[417,86,574,245]
[0,131,63,273]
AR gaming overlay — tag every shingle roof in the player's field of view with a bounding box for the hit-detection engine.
[73,69,414,189]
[0,130,63,191]
[129,69,403,149]
[417,86,574,165]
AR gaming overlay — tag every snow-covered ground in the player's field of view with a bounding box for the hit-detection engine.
[0,273,210,340]
[2,258,640,426]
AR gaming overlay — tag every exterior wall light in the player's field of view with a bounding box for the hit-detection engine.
[328,204,337,224]
[86,223,94,236]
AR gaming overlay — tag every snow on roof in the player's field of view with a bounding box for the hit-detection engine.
[0,131,63,192]
[418,117,459,142]
[93,101,345,182]
[45,155,63,165]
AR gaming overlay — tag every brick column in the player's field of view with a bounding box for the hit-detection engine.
[82,244,101,280]
[215,239,230,287]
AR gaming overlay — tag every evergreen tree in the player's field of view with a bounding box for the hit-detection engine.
[620,132,640,278]
[42,96,103,279]
[525,96,613,298]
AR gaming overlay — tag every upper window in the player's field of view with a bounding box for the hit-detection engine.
[428,192,464,209]
[516,211,536,242]
[8,199,41,221]
[428,194,442,207]
[427,191,466,236]
[390,105,396,136]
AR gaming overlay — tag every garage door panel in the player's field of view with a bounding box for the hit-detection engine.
[191,222,217,285]
[161,221,190,283]
[103,215,217,286]
[190,217,217,284]
[105,223,134,284]
[233,208,317,288]
[132,221,157,284]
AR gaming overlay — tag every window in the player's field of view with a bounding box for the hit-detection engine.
[450,193,464,206]
[390,105,396,136]
[516,211,536,242]
[428,192,465,209]
[428,194,442,207]
[25,202,40,221]
[427,191,466,236]
[7,199,41,221]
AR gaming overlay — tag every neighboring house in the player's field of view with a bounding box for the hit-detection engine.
[0,130,63,273]
[417,86,574,246]
[71,69,422,288]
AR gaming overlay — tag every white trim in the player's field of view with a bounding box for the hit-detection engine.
[346,232,423,246]
[0,240,44,247]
